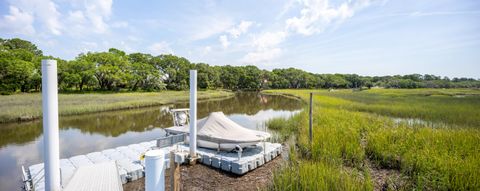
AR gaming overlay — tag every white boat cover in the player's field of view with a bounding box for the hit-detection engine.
[165,112,270,144]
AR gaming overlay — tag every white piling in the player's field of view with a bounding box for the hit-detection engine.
[189,70,197,157]
[42,59,61,191]
[145,150,165,191]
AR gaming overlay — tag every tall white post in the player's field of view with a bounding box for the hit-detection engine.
[189,70,197,157]
[145,150,165,191]
[42,59,61,191]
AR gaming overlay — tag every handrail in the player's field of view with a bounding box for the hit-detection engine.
[156,134,186,148]
[21,165,32,191]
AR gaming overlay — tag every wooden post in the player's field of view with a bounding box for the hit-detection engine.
[169,151,180,191]
[309,92,313,143]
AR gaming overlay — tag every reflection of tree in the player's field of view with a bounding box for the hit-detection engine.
[0,93,302,147]
[60,107,174,137]
[0,121,41,148]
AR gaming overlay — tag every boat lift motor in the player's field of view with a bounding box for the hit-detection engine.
[170,109,190,127]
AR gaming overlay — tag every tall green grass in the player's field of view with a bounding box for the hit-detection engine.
[316,88,480,127]
[367,126,480,190]
[264,89,480,190]
[267,114,302,142]
[0,90,233,123]
[271,161,373,191]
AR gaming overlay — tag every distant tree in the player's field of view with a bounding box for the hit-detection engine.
[157,55,192,90]
[1,38,43,56]
[220,65,241,90]
[193,63,222,89]
[238,65,262,90]
[345,74,363,88]
[0,46,39,92]
[128,56,164,91]
[66,59,97,90]
[81,51,130,90]
[2,37,480,93]
[324,74,349,88]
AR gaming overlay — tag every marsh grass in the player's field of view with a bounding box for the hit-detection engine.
[0,90,233,123]
[316,88,480,127]
[264,89,480,190]
[271,160,373,191]
[267,115,302,142]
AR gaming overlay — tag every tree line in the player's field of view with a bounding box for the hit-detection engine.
[1,38,479,94]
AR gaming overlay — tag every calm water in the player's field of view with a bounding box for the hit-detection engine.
[0,93,302,191]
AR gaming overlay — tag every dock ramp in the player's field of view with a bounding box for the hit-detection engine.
[64,161,123,191]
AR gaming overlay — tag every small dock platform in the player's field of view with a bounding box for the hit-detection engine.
[25,139,282,191]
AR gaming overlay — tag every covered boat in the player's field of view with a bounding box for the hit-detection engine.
[165,112,270,150]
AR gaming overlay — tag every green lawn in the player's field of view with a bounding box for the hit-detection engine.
[0,90,233,123]
[265,89,480,190]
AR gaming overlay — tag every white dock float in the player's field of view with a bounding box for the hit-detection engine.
[59,159,76,186]
[26,140,282,191]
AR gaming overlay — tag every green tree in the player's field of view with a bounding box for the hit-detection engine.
[156,55,192,90]
[81,51,130,90]
[220,65,241,90]
[1,38,43,56]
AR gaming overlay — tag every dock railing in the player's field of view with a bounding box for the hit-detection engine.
[21,166,32,191]
[156,134,186,148]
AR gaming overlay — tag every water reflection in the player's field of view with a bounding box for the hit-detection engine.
[0,92,302,191]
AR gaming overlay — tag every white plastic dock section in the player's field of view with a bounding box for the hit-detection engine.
[63,162,123,191]
[194,142,282,175]
[27,140,282,191]
[28,140,158,191]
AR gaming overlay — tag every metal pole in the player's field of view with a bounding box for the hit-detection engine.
[189,70,197,157]
[309,92,313,143]
[42,59,61,191]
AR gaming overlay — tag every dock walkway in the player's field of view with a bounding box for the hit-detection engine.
[25,140,282,191]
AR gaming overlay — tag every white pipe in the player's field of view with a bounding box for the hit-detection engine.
[189,70,197,157]
[145,150,165,191]
[42,59,61,191]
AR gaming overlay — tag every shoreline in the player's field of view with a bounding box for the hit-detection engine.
[0,90,234,124]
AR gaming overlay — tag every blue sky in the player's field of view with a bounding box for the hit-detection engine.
[0,0,479,78]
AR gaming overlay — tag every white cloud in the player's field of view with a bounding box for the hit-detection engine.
[83,0,113,33]
[147,42,174,55]
[285,0,364,36]
[227,20,254,38]
[253,31,287,49]
[188,16,233,41]
[3,0,62,35]
[65,0,114,35]
[80,41,99,53]
[68,10,87,24]
[241,0,372,65]
[241,48,282,65]
[410,11,480,17]
[1,0,116,36]
[219,35,230,48]
[35,0,62,35]
[216,20,253,50]
[241,31,287,64]
[0,6,35,35]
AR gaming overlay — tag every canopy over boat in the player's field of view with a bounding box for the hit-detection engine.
[165,112,270,147]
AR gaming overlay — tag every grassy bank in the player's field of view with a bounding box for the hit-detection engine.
[265,89,480,190]
[0,90,233,123]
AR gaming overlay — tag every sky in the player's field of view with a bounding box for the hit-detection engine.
[0,0,479,78]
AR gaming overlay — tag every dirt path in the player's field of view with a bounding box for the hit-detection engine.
[124,155,284,191]
[360,132,408,191]
[366,160,409,191]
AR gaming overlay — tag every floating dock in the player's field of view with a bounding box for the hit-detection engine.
[24,139,282,191]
